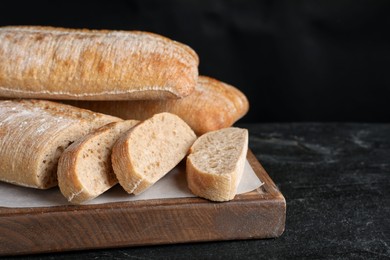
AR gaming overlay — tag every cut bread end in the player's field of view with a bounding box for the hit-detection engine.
[186,127,248,201]
[58,120,139,204]
[112,112,196,195]
[0,99,121,189]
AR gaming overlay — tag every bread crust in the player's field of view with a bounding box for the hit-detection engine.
[58,120,139,204]
[186,127,248,201]
[0,99,120,189]
[112,112,196,194]
[0,26,199,100]
[64,76,249,135]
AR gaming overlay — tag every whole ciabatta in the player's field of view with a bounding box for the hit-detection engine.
[57,120,139,204]
[186,127,248,202]
[112,112,197,195]
[0,99,121,189]
[0,26,198,100]
[64,76,249,135]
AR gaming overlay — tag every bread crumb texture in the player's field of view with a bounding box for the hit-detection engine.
[0,99,120,189]
[187,127,248,201]
[112,112,196,194]
[58,120,139,204]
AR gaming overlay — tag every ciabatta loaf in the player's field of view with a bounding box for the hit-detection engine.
[58,120,139,204]
[0,99,121,189]
[0,26,199,100]
[64,76,249,135]
[112,112,196,194]
[186,127,248,201]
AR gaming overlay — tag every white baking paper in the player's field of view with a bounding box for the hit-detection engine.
[0,160,263,208]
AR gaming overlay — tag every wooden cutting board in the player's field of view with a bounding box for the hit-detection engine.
[0,150,286,256]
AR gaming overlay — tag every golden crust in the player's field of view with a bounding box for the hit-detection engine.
[0,26,199,100]
[63,76,249,135]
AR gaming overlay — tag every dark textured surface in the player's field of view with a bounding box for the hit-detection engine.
[6,123,389,259]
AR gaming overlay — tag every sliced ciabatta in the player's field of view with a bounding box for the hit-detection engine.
[57,120,139,204]
[0,99,121,189]
[112,112,197,195]
[186,127,248,201]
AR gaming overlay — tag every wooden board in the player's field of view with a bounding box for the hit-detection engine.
[0,150,286,256]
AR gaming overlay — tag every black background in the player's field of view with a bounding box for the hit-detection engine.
[1,0,390,123]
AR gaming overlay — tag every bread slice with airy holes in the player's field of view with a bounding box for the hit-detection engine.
[57,120,139,204]
[0,99,121,189]
[112,112,197,195]
[186,127,248,202]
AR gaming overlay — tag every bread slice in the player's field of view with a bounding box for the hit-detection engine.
[57,120,139,204]
[64,76,249,135]
[186,127,248,201]
[0,26,198,100]
[112,112,197,194]
[0,99,121,189]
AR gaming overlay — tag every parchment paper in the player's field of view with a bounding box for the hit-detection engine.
[0,160,263,208]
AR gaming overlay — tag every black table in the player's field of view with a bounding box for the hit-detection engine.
[9,123,390,259]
